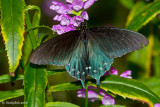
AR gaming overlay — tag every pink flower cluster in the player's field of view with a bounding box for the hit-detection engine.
[105,67,132,79]
[77,67,133,106]
[77,86,115,105]
[50,0,97,35]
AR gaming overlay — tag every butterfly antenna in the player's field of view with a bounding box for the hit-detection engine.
[81,79,85,89]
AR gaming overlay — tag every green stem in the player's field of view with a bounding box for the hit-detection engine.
[85,86,88,107]
[24,3,38,50]
[26,25,52,33]
[46,83,53,102]
[25,11,37,50]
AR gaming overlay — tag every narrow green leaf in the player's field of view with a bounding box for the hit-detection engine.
[50,82,82,92]
[32,11,40,41]
[100,75,160,107]
[47,69,66,76]
[0,89,24,102]
[119,0,134,9]
[21,5,41,66]
[46,102,80,107]
[21,33,32,68]
[126,0,160,31]
[141,76,160,96]
[126,1,146,26]
[1,0,25,75]
[24,64,47,107]
[0,74,24,84]
[25,5,41,42]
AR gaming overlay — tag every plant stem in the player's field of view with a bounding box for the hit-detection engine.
[25,25,52,33]
[46,83,53,102]
[85,86,88,107]
[24,4,38,50]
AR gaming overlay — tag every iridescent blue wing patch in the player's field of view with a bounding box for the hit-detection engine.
[65,40,88,88]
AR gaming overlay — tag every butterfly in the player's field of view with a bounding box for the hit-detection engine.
[30,22,149,88]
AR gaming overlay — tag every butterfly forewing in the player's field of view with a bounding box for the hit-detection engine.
[88,27,149,58]
[30,30,81,66]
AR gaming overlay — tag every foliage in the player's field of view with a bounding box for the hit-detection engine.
[0,0,160,107]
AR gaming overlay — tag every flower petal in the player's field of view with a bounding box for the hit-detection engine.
[102,95,115,105]
[120,70,132,79]
[77,88,99,102]
[70,16,84,27]
[154,103,160,107]
[81,11,89,20]
[84,0,96,9]
[52,24,76,35]
[58,14,71,26]
[50,1,72,14]
[110,67,118,75]
[66,0,73,3]
[71,0,84,11]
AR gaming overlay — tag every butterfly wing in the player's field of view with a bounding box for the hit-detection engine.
[88,27,149,58]
[65,39,88,88]
[30,30,81,66]
[87,35,114,85]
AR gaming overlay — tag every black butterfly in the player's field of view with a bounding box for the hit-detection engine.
[30,22,149,88]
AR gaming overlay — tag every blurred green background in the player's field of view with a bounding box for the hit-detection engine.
[0,0,159,107]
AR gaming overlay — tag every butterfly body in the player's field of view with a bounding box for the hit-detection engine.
[30,22,149,88]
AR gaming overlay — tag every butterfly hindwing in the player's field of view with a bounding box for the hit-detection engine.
[65,40,88,88]
[88,34,114,85]
[89,27,149,58]
[30,30,81,66]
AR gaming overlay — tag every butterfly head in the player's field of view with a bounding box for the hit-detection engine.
[80,22,87,32]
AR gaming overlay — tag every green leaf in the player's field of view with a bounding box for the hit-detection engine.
[141,76,160,96]
[1,0,25,75]
[126,1,146,26]
[50,81,82,92]
[47,69,66,76]
[153,28,160,76]
[100,75,160,107]
[126,0,160,31]
[21,5,41,67]
[46,102,80,107]
[0,74,24,84]
[119,0,134,9]
[0,89,24,102]
[24,64,47,107]
[51,75,160,106]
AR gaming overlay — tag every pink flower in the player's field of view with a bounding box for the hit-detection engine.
[154,103,160,107]
[70,16,84,27]
[52,24,76,35]
[84,0,97,9]
[80,11,89,20]
[77,86,115,105]
[71,0,84,11]
[50,1,72,14]
[105,67,132,79]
